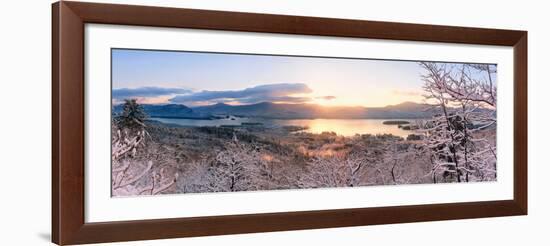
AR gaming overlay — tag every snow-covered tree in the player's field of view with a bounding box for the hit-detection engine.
[300,148,375,188]
[111,100,178,196]
[203,133,270,192]
[419,62,497,182]
[115,99,147,131]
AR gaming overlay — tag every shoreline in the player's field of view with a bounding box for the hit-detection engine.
[147,118,418,139]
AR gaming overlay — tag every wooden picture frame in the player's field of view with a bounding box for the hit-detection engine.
[52,1,527,245]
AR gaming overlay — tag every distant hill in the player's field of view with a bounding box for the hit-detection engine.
[113,104,214,119]
[193,101,436,119]
[366,102,438,119]
[114,101,438,119]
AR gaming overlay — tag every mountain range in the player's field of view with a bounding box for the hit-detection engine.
[114,104,213,119]
[114,101,437,119]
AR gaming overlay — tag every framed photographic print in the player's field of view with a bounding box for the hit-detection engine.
[52,1,527,245]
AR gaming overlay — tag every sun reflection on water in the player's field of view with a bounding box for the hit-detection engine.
[277,119,414,137]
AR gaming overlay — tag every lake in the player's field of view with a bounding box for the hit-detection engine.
[151,117,419,138]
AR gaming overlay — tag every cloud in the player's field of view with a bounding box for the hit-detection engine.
[169,83,313,105]
[240,96,312,104]
[112,87,191,100]
[316,96,336,100]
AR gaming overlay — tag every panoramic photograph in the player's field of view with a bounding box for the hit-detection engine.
[111,49,497,197]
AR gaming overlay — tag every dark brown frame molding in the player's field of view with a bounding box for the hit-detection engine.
[52,1,527,245]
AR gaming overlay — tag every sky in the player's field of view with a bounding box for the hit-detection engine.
[112,49,488,107]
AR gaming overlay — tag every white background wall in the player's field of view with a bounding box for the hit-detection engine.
[0,0,547,245]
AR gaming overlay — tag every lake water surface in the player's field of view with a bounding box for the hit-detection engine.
[151,117,418,138]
